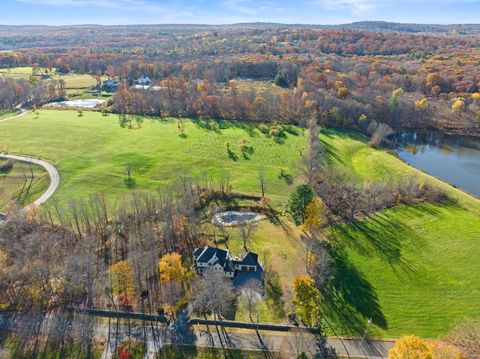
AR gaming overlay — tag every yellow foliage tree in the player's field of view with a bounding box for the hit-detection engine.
[336,87,350,99]
[471,92,480,102]
[293,274,320,327]
[109,260,136,299]
[415,98,430,111]
[451,98,465,112]
[159,252,185,283]
[392,88,404,98]
[389,336,433,359]
[303,196,326,234]
[358,114,367,123]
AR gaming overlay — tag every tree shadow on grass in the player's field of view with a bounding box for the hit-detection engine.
[329,210,429,277]
[322,250,388,335]
[319,137,344,165]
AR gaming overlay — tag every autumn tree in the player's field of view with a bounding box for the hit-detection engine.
[158,252,184,283]
[109,260,136,307]
[292,274,320,327]
[388,336,433,359]
[303,196,326,236]
[451,98,465,112]
[415,98,429,111]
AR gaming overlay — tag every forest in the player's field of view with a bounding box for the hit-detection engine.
[1,25,479,137]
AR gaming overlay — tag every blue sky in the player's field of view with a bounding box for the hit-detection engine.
[0,0,479,25]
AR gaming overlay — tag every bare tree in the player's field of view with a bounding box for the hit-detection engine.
[238,221,256,251]
[447,319,480,358]
[369,123,393,147]
[258,168,266,198]
[192,268,235,321]
[240,279,263,324]
[301,116,323,186]
[279,328,317,359]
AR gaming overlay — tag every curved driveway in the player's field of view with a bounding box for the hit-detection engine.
[0,153,60,210]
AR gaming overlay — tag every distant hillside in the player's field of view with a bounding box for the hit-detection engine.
[1,21,480,36]
[337,21,480,35]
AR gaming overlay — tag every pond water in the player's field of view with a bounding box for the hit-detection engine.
[392,132,480,197]
[46,99,106,108]
[212,211,265,227]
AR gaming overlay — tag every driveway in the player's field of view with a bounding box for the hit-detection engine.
[0,153,59,211]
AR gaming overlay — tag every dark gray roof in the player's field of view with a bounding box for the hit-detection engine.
[240,252,259,266]
[233,267,264,289]
[194,246,229,267]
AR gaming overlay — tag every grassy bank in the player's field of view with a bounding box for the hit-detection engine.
[321,129,480,338]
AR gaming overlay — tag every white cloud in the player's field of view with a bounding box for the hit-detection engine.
[221,0,279,16]
[313,0,375,13]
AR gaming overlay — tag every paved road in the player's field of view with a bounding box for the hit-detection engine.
[0,109,27,124]
[0,153,60,211]
[1,312,394,358]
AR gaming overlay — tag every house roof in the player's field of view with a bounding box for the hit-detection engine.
[240,252,259,266]
[194,246,229,267]
[193,246,260,273]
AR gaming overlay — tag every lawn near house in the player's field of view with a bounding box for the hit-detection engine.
[0,110,479,339]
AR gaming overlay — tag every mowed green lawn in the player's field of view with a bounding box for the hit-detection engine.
[0,110,304,206]
[322,129,480,338]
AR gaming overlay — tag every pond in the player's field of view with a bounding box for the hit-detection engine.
[392,132,480,197]
[212,211,265,227]
[46,99,106,109]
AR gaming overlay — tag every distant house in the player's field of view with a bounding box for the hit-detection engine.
[102,79,119,92]
[136,76,152,86]
[193,246,262,282]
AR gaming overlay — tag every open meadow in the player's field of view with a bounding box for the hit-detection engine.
[0,66,101,97]
[1,109,479,339]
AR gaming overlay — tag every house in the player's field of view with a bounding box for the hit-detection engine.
[136,76,152,86]
[193,246,262,280]
[102,79,119,92]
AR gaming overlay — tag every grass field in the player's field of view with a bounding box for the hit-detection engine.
[320,129,480,339]
[0,159,50,211]
[0,109,17,120]
[0,110,304,206]
[1,109,479,339]
[0,66,102,96]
